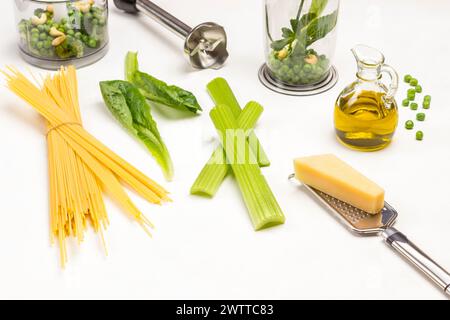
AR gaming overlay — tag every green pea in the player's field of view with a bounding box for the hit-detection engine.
[415,85,422,93]
[44,40,52,49]
[423,100,430,109]
[31,28,39,34]
[407,92,415,101]
[60,18,67,24]
[407,88,415,95]
[424,95,431,102]
[37,24,45,32]
[68,10,74,16]
[405,120,414,130]
[39,33,47,40]
[410,78,418,86]
[402,99,409,107]
[74,32,82,39]
[303,64,312,73]
[287,69,295,78]
[67,29,75,36]
[410,102,418,110]
[416,113,425,121]
[293,65,302,74]
[38,48,47,56]
[279,65,289,74]
[316,67,324,76]
[416,131,424,141]
[404,74,412,83]
[36,41,44,49]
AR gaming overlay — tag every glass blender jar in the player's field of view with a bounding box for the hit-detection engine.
[14,0,109,69]
[260,0,340,95]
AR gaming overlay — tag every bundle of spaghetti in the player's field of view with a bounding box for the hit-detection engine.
[3,66,170,266]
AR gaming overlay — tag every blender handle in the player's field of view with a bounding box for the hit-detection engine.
[383,227,450,297]
[380,64,398,105]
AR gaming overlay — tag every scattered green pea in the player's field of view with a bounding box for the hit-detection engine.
[67,29,75,36]
[402,99,409,107]
[405,120,414,130]
[407,92,415,101]
[407,88,415,95]
[423,100,430,109]
[424,95,431,102]
[416,113,425,121]
[415,85,422,93]
[416,131,424,141]
[404,74,412,83]
[36,41,44,49]
[39,33,47,40]
[410,78,418,86]
[410,102,418,110]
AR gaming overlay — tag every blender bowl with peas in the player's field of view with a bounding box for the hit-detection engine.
[14,0,109,69]
[260,0,340,95]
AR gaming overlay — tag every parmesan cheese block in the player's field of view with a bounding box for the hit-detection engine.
[294,154,384,214]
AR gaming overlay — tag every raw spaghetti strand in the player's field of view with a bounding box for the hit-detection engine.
[3,66,169,267]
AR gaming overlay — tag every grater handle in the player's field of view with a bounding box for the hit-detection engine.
[383,227,450,296]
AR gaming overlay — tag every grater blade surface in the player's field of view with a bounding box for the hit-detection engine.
[304,185,398,236]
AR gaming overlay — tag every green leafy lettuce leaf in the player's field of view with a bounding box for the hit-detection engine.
[99,80,174,181]
[125,52,202,114]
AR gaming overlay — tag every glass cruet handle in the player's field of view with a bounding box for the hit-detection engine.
[380,64,398,106]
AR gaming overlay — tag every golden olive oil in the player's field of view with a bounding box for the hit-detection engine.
[334,90,398,151]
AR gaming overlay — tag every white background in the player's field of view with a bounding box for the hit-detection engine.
[1,0,450,300]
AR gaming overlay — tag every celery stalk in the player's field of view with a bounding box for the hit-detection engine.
[207,78,270,167]
[190,101,263,196]
[209,105,285,230]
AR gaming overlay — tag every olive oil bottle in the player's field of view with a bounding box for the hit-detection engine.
[334,45,399,151]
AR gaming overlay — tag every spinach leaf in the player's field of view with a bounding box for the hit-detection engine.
[270,38,291,51]
[125,52,202,114]
[99,80,174,181]
[305,10,338,47]
[270,0,337,59]
[309,0,328,16]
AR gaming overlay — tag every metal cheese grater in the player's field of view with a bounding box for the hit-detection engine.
[289,175,450,297]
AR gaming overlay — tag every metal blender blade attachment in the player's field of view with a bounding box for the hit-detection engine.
[114,0,229,69]
[288,175,450,296]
